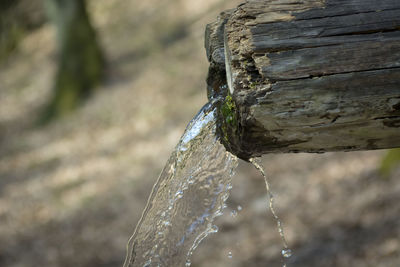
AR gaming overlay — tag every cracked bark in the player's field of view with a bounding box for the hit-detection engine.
[206,0,400,159]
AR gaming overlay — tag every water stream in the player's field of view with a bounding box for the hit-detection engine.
[124,99,291,266]
[124,101,238,267]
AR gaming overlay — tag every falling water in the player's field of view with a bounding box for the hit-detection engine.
[250,158,292,267]
[124,101,238,267]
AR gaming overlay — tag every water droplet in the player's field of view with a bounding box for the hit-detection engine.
[175,190,184,199]
[282,248,292,258]
[230,210,237,217]
[210,225,219,233]
[185,259,191,266]
[237,205,242,211]
[227,251,233,258]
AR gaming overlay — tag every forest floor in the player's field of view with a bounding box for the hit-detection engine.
[0,0,399,266]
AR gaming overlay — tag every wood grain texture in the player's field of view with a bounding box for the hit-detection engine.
[214,0,400,158]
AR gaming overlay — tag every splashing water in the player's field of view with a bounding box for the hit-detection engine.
[124,101,238,267]
[250,158,292,267]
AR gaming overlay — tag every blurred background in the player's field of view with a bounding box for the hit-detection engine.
[0,0,399,266]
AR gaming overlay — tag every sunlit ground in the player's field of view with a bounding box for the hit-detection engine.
[1,0,399,266]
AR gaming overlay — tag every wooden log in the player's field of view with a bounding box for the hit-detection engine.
[206,0,400,159]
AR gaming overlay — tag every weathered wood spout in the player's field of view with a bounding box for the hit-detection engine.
[206,0,400,159]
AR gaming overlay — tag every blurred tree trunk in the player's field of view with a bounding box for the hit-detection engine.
[43,0,104,121]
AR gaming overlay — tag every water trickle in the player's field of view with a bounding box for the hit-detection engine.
[124,101,238,267]
[249,158,292,265]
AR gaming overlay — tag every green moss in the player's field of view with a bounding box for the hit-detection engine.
[221,95,236,124]
[249,81,260,89]
[220,93,238,144]
[380,148,400,177]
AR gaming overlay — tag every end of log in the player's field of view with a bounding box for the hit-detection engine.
[206,0,400,159]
